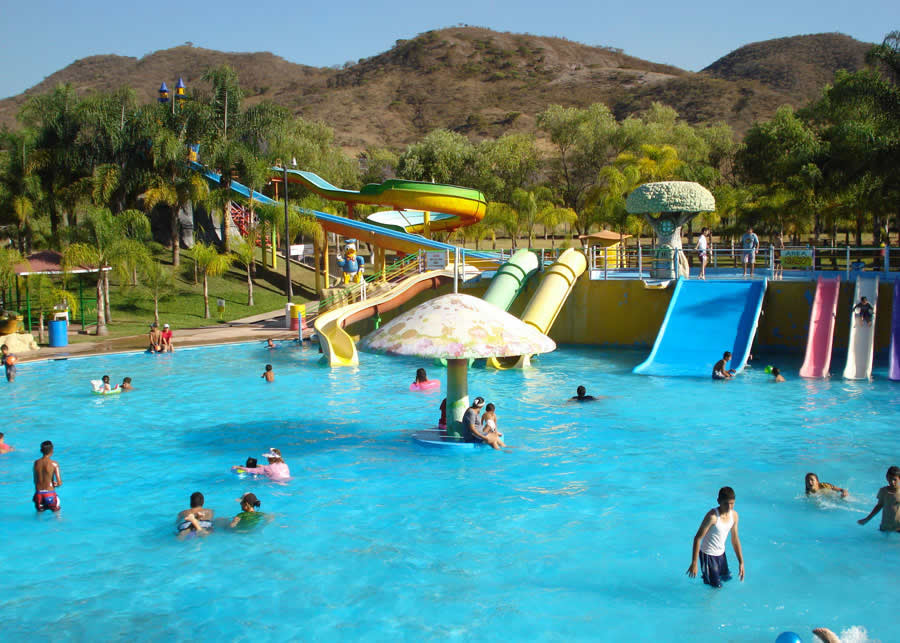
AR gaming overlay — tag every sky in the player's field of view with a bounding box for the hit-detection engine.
[0,0,894,99]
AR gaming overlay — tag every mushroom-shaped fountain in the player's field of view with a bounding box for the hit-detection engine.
[625,181,715,280]
[358,293,556,447]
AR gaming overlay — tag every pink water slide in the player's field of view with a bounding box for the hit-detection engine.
[800,276,841,378]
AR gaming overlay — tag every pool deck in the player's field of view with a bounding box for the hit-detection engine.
[14,309,312,364]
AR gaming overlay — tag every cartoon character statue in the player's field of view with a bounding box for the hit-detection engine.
[337,245,365,284]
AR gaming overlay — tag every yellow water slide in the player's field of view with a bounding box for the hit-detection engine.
[315,269,457,367]
[487,248,587,369]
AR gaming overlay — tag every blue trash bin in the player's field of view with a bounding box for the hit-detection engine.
[48,319,68,347]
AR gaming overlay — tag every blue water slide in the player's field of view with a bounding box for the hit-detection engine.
[633,279,768,377]
[190,162,498,259]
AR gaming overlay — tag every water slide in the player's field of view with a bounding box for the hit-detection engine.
[315,269,456,367]
[842,276,879,380]
[482,249,540,311]
[889,281,900,381]
[799,277,841,378]
[277,169,486,232]
[487,248,587,369]
[366,210,457,234]
[191,162,496,258]
[633,279,767,377]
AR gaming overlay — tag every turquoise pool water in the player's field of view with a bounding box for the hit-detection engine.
[1,342,895,641]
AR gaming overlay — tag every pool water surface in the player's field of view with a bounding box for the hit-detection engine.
[0,342,895,641]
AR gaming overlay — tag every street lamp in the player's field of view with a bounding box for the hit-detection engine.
[276,160,293,302]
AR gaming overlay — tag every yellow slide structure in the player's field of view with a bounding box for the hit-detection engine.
[487,248,587,369]
[315,269,457,367]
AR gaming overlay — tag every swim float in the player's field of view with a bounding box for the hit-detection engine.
[90,380,121,395]
[410,379,440,392]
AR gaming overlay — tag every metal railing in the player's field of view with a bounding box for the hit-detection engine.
[582,244,900,280]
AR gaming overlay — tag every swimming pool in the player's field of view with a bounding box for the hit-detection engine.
[1,342,895,641]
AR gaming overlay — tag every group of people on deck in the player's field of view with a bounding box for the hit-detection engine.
[148,322,175,353]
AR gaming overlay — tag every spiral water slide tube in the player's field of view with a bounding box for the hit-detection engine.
[799,277,841,378]
[276,169,487,234]
[890,281,900,381]
[633,279,767,377]
[843,276,879,380]
[316,269,457,367]
[487,248,587,370]
[191,162,496,258]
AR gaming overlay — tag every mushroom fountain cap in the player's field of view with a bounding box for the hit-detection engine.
[358,293,556,359]
[625,181,715,214]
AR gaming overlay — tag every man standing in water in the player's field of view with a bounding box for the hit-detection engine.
[686,486,744,588]
[33,440,62,512]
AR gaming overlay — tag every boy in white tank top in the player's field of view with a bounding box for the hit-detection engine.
[686,486,745,588]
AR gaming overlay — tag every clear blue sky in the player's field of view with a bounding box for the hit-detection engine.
[1,0,893,99]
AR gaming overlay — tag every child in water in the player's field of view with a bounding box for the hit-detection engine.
[261,364,274,382]
[805,472,848,498]
[0,432,13,454]
[230,492,267,531]
[858,465,900,532]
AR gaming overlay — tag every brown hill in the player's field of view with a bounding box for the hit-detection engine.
[701,33,871,98]
[0,28,876,151]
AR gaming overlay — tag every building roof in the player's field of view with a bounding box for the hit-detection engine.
[578,230,632,244]
[15,250,111,276]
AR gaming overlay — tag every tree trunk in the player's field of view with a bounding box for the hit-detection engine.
[154,297,159,324]
[223,200,232,253]
[171,207,181,267]
[203,274,210,319]
[247,269,254,306]
[95,279,108,336]
[38,311,45,344]
[103,271,111,323]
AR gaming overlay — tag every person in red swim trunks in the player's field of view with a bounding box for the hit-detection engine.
[33,440,62,512]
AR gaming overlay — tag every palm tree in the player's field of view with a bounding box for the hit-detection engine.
[536,206,577,251]
[141,260,174,324]
[231,240,255,306]
[193,242,233,318]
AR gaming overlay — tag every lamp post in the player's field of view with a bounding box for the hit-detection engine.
[278,161,293,302]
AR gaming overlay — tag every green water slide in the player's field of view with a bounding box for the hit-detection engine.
[483,249,541,311]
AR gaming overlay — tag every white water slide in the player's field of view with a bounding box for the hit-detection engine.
[843,276,879,380]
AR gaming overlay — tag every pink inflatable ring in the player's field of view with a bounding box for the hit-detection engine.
[410,379,440,392]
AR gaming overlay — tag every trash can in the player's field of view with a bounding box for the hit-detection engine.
[284,303,293,329]
[289,304,302,331]
[48,319,68,347]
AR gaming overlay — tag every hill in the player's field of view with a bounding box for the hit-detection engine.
[0,28,876,151]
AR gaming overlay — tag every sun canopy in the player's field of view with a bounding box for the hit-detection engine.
[358,293,556,360]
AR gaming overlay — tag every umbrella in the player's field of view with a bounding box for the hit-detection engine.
[358,293,556,440]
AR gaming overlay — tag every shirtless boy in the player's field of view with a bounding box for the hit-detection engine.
[176,491,214,538]
[262,364,274,382]
[148,323,162,353]
[712,352,736,380]
[686,486,745,588]
[33,440,62,512]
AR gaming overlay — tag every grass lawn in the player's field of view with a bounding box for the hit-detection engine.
[54,246,315,342]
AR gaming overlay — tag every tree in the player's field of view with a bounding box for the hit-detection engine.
[231,239,255,306]
[192,242,233,318]
[141,260,174,324]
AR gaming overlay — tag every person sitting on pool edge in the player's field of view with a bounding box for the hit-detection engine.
[805,473,848,498]
[570,385,596,402]
[148,322,162,353]
[230,492,267,531]
[463,397,505,449]
[160,323,174,352]
[176,491,214,538]
[712,352,736,380]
